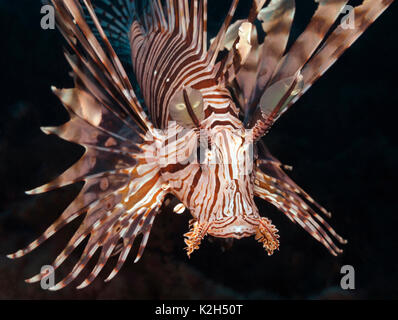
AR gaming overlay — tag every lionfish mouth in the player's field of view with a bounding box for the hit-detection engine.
[184,216,280,257]
[207,216,258,239]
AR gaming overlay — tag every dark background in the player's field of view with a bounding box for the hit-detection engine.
[0,0,397,299]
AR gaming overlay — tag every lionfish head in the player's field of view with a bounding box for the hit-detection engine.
[163,97,280,256]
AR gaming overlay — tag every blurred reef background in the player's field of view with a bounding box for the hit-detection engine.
[0,0,397,299]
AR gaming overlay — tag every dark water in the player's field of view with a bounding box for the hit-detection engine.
[0,0,397,299]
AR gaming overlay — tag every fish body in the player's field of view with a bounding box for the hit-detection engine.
[8,0,393,289]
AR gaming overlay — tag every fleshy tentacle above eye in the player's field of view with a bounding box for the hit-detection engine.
[7,0,169,289]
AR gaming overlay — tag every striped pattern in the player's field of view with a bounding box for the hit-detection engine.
[8,0,393,289]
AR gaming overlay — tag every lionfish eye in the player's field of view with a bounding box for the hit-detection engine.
[169,87,204,128]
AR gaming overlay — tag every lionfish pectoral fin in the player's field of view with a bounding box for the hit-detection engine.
[21,168,167,290]
[14,132,167,289]
[8,0,174,290]
[51,0,153,133]
[254,150,347,256]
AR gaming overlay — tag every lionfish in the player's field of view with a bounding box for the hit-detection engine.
[8,0,393,290]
